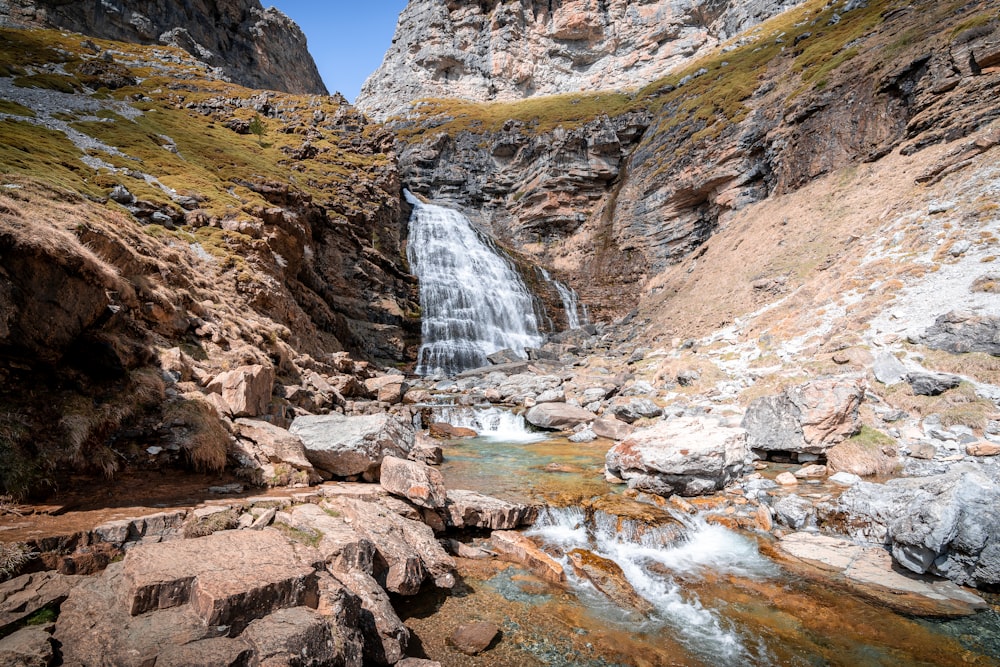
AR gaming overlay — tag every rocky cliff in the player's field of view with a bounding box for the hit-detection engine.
[356,0,799,120]
[392,0,1000,322]
[0,0,328,95]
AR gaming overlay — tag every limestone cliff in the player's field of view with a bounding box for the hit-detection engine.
[392,0,1000,321]
[0,0,328,95]
[357,0,799,120]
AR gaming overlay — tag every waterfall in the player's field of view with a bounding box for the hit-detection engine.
[434,406,547,443]
[405,190,544,376]
[539,268,587,330]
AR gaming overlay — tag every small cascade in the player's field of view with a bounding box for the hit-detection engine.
[538,267,588,330]
[434,405,546,443]
[405,190,544,376]
[527,504,779,664]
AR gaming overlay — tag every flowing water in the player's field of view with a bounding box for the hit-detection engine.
[406,406,1000,666]
[405,191,544,375]
[539,267,588,330]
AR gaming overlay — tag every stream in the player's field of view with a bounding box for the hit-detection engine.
[399,406,1000,667]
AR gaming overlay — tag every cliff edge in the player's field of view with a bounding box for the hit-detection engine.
[0,0,329,95]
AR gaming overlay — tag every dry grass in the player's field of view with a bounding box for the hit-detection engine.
[183,508,239,538]
[165,396,230,473]
[879,382,995,432]
[0,541,36,581]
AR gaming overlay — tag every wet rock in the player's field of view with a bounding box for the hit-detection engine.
[906,371,962,396]
[428,422,477,438]
[0,624,53,667]
[444,489,538,530]
[777,532,987,617]
[208,364,275,417]
[794,464,827,478]
[232,418,319,487]
[592,417,634,440]
[829,471,861,486]
[487,348,523,365]
[379,456,447,509]
[448,621,500,656]
[290,413,415,479]
[872,352,908,386]
[742,377,863,455]
[567,549,655,617]
[490,531,565,583]
[775,472,798,485]
[605,417,748,497]
[397,659,442,667]
[524,402,595,430]
[917,312,1000,356]
[837,464,1000,588]
[569,428,597,443]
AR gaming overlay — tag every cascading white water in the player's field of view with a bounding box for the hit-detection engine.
[538,267,588,330]
[405,190,544,376]
[527,506,779,664]
[434,406,547,443]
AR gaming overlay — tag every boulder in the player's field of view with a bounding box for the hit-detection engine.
[143,637,252,667]
[837,464,1000,588]
[208,364,275,417]
[487,349,523,365]
[605,417,748,497]
[592,417,634,440]
[364,376,409,405]
[290,413,414,479]
[379,456,447,509]
[448,621,500,656]
[232,418,319,486]
[776,532,987,617]
[917,312,1000,356]
[906,371,962,396]
[444,489,538,530]
[742,377,863,454]
[826,437,899,477]
[490,531,565,583]
[610,398,663,423]
[872,352,908,386]
[0,571,82,628]
[331,570,409,666]
[773,495,815,530]
[242,606,344,666]
[967,441,1000,457]
[524,402,595,430]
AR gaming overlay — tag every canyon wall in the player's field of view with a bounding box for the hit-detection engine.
[357,0,800,121]
[0,0,328,94]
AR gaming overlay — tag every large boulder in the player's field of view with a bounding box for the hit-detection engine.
[836,463,1000,588]
[917,311,1000,356]
[605,417,748,497]
[208,364,275,417]
[444,489,537,530]
[379,457,447,509]
[232,418,319,487]
[290,413,414,480]
[524,402,594,430]
[742,377,863,455]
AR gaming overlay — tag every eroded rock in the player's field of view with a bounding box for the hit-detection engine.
[290,413,415,479]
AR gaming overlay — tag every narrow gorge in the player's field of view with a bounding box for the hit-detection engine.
[1,0,1000,665]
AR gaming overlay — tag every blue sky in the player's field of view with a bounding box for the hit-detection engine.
[269,2,408,101]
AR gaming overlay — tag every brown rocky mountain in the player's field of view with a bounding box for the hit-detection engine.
[356,0,799,121]
[0,0,328,95]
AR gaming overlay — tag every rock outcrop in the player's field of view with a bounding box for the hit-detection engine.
[357,0,798,121]
[0,0,328,94]
[290,414,416,480]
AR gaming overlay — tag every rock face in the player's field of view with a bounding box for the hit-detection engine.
[742,378,863,455]
[357,0,798,120]
[0,0,328,94]
[290,414,415,479]
[836,464,1000,589]
[605,417,748,496]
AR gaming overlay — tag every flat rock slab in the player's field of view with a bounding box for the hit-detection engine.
[445,490,538,530]
[0,571,82,628]
[777,532,987,617]
[490,531,565,584]
[121,529,319,628]
[448,621,500,655]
